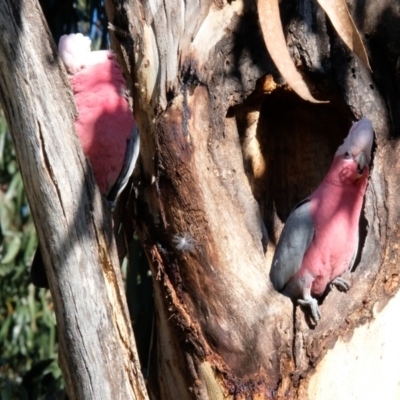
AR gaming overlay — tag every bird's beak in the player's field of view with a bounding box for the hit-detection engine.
[355,151,367,176]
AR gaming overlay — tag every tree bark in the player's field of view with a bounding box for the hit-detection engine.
[0,1,147,399]
[106,0,400,399]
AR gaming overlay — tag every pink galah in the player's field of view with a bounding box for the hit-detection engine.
[31,34,139,288]
[58,33,139,200]
[270,118,373,324]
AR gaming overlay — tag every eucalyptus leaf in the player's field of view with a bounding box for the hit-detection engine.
[318,0,371,70]
[1,235,21,264]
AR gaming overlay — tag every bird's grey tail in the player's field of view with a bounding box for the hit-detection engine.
[107,125,140,203]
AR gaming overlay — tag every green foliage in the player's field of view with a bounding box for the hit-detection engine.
[0,112,64,399]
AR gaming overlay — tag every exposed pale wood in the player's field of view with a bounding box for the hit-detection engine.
[308,289,400,399]
[0,1,148,399]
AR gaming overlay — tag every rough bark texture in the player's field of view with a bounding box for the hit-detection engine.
[117,0,399,398]
[0,1,148,399]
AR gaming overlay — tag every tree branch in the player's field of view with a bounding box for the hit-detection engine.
[0,1,148,399]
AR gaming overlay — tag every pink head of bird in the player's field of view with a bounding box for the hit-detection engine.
[334,118,374,180]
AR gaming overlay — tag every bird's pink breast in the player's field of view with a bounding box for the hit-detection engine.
[70,59,135,194]
[294,158,369,296]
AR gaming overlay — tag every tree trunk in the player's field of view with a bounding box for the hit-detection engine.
[106,0,400,398]
[0,1,147,399]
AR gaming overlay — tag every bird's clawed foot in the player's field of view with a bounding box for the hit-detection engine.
[331,277,351,292]
[298,296,321,325]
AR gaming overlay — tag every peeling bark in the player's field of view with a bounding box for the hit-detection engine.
[0,1,147,399]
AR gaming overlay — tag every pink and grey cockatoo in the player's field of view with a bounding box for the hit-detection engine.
[270,118,373,324]
[58,33,139,201]
[31,33,139,288]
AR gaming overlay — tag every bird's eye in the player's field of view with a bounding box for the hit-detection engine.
[344,151,351,159]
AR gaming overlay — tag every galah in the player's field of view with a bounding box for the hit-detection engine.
[58,33,139,201]
[270,118,373,324]
[30,33,139,288]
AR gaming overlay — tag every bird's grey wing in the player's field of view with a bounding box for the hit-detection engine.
[107,125,140,203]
[270,199,315,291]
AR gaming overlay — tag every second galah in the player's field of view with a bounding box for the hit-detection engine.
[30,33,139,288]
[58,33,139,201]
[270,118,373,324]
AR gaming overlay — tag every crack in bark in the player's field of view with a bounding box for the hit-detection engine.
[75,319,96,398]
[37,119,67,221]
